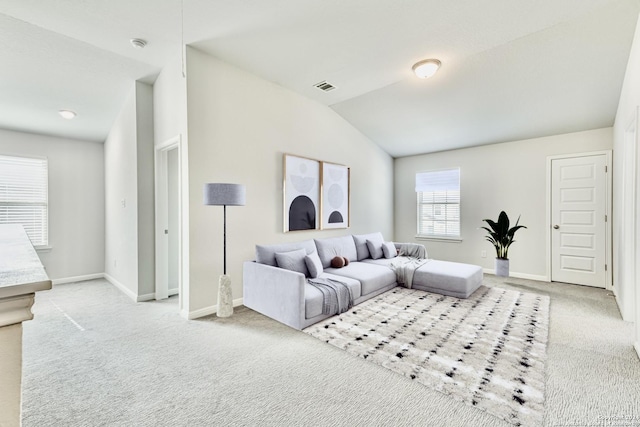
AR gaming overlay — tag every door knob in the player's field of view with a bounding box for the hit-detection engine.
[553,225,559,229]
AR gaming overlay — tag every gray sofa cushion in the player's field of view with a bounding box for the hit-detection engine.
[305,251,323,278]
[275,249,309,276]
[256,240,316,266]
[412,260,483,298]
[305,273,362,319]
[382,241,397,259]
[314,236,358,268]
[361,258,394,267]
[366,239,384,259]
[325,262,396,296]
[352,232,384,260]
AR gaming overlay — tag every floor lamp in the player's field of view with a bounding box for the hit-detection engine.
[203,183,246,317]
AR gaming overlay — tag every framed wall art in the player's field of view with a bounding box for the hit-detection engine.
[321,161,350,229]
[283,154,320,232]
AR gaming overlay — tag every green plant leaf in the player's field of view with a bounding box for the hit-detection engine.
[498,211,509,237]
[507,225,527,239]
[482,219,499,233]
[481,211,526,260]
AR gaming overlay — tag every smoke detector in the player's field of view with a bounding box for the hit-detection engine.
[58,110,76,120]
[130,38,147,49]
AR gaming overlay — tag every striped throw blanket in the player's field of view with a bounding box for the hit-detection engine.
[307,278,354,315]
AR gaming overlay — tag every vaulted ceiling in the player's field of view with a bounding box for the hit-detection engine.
[1,0,638,157]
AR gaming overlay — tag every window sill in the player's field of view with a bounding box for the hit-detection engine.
[415,235,462,243]
[35,245,52,252]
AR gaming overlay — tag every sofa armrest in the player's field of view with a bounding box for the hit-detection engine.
[243,261,306,330]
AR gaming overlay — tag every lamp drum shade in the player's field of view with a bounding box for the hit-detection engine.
[203,183,246,206]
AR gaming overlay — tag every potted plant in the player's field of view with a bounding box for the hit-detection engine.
[481,211,527,277]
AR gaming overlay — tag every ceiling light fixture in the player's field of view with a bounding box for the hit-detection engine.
[412,59,441,79]
[58,110,76,120]
[130,38,147,49]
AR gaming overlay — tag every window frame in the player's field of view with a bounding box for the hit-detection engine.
[415,168,462,242]
[0,154,49,247]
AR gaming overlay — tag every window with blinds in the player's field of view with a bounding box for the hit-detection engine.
[0,155,48,246]
[416,168,460,238]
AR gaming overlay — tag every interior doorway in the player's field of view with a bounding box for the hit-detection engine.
[625,108,640,354]
[155,136,183,305]
[166,148,180,296]
[548,151,612,289]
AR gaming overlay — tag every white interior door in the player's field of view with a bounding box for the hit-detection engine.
[155,136,182,303]
[551,155,607,288]
[167,148,180,296]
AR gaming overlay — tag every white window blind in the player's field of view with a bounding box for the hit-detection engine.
[416,168,460,238]
[0,155,48,246]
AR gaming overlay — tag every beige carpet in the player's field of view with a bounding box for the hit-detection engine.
[21,276,640,426]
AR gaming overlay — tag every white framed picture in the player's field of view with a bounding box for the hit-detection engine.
[321,161,350,229]
[283,154,320,232]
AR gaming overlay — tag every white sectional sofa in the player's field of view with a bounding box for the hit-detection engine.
[243,233,483,330]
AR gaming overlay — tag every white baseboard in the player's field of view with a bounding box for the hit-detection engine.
[185,297,244,320]
[482,269,548,282]
[103,275,160,303]
[104,273,138,302]
[137,293,156,302]
[613,290,628,321]
[52,273,105,285]
[139,289,179,302]
[186,305,216,320]
[635,342,640,361]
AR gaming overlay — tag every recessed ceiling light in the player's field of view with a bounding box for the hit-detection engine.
[58,110,77,120]
[412,59,441,79]
[130,38,147,49]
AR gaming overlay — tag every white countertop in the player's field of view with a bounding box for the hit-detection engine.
[0,225,51,299]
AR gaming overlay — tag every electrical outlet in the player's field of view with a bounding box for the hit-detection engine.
[481,250,487,258]
[121,199,126,208]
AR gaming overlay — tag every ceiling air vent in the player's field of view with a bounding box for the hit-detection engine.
[313,81,336,92]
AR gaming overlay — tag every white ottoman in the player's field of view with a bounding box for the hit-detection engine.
[412,260,483,298]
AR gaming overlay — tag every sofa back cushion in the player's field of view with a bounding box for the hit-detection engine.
[352,232,384,260]
[304,251,324,278]
[366,239,384,259]
[382,241,398,259]
[255,240,316,266]
[314,236,358,268]
[275,249,309,276]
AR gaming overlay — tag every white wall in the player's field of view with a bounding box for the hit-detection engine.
[394,128,613,279]
[153,58,187,146]
[105,87,139,295]
[104,82,155,299]
[0,128,104,280]
[153,56,190,309]
[135,82,155,297]
[185,47,394,316]
[612,12,640,349]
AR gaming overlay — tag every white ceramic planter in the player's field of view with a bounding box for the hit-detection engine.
[495,258,510,277]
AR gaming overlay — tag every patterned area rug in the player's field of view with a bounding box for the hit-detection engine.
[304,286,549,427]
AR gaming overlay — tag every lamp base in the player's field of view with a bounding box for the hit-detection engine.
[217,275,234,317]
